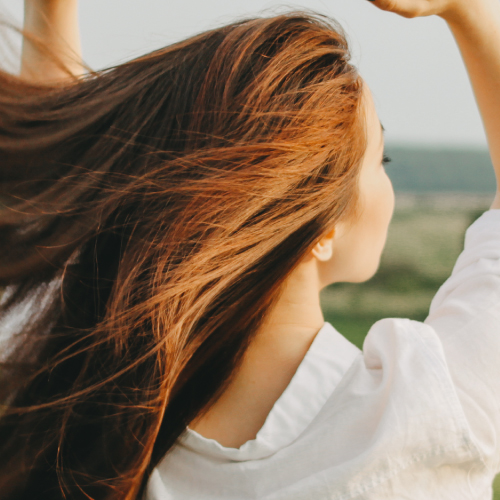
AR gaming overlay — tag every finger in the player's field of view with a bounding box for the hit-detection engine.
[364,0,429,18]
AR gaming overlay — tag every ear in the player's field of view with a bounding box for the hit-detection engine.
[311,227,335,262]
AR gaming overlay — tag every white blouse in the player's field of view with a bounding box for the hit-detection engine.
[146,209,500,500]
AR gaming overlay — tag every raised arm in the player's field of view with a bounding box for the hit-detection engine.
[21,0,83,83]
[367,0,500,209]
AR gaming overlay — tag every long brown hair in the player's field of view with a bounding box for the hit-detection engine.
[0,12,366,499]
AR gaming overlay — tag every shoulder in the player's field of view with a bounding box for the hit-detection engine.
[334,317,499,475]
[347,318,465,419]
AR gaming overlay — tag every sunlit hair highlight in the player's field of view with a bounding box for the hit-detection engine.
[0,12,366,499]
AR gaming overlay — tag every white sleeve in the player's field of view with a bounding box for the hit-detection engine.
[424,209,500,473]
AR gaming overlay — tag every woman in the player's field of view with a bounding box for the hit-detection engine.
[1,0,499,498]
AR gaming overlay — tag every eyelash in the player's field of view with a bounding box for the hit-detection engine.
[382,154,392,165]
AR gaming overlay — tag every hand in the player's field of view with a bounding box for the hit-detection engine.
[365,0,468,20]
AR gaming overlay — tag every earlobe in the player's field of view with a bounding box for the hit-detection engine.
[311,228,335,262]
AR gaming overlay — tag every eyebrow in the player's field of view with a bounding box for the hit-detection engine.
[380,122,385,148]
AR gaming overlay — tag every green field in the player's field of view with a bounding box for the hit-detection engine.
[320,193,500,496]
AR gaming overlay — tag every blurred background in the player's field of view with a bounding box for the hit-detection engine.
[1,0,498,494]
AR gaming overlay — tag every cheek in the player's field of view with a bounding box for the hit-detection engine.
[349,171,394,278]
[385,174,395,228]
[366,171,394,247]
[378,171,395,231]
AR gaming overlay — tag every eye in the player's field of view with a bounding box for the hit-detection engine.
[382,154,392,166]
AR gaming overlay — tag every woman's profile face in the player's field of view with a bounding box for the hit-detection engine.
[316,83,395,287]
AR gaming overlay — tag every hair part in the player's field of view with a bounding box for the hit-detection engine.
[0,12,365,499]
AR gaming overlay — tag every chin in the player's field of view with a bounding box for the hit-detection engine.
[348,260,380,284]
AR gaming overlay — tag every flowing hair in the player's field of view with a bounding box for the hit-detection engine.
[0,12,366,500]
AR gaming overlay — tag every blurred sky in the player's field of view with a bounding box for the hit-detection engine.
[0,0,488,148]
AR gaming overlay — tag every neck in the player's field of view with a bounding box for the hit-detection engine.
[190,256,325,448]
[253,255,325,352]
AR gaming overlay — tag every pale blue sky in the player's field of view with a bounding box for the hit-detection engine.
[0,0,488,147]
